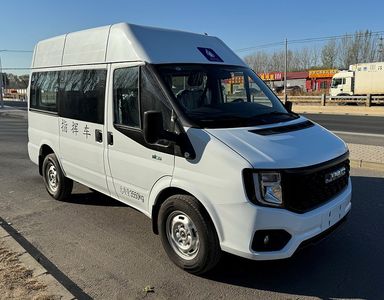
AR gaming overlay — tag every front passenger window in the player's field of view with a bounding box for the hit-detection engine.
[113,67,140,128]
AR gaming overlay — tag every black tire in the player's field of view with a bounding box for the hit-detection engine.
[158,195,221,274]
[42,153,73,200]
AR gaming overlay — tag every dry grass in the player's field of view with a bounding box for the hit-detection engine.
[0,240,58,300]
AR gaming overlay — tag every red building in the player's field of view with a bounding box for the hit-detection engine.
[306,69,338,92]
[258,69,339,93]
[227,69,339,94]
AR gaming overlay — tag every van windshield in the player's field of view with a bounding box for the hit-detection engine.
[156,64,298,128]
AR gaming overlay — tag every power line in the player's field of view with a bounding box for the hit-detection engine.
[236,30,384,53]
[0,49,33,53]
[1,68,30,70]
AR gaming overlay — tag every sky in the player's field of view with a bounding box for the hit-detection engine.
[1,0,384,74]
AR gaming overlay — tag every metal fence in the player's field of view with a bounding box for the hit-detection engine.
[282,94,384,106]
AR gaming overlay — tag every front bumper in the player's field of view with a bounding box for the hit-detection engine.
[218,178,352,260]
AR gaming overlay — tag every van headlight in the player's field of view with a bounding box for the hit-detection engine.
[243,170,283,207]
[257,172,283,206]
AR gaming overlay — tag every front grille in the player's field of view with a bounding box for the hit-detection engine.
[282,156,350,213]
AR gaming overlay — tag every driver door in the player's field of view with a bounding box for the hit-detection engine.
[106,63,175,213]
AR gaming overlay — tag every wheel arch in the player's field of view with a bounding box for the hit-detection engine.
[38,144,55,176]
[151,186,223,243]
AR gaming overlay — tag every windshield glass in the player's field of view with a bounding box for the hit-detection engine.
[156,64,298,128]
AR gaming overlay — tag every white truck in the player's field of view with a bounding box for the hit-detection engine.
[330,62,384,97]
[28,23,351,274]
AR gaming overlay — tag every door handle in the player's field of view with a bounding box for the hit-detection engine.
[95,129,103,143]
[107,132,114,145]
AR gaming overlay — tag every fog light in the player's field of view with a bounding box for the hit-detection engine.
[252,230,291,252]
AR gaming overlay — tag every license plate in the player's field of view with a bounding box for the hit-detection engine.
[321,203,346,230]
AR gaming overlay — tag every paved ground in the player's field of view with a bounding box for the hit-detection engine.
[348,144,384,170]
[0,226,74,299]
[303,113,384,136]
[0,107,27,119]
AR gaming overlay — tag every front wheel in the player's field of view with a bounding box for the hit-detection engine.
[158,195,221,274]
[42,153,73,200]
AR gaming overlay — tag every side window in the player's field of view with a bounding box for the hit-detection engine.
[113,67,140,128]
[320,81,328,89]
[59,69,106,124]
[30,72,59,112]
[141,66,173,132]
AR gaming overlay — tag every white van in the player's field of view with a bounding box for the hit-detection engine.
[28,23,351,274]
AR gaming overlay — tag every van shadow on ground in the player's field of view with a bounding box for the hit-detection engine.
[62,188,127,207]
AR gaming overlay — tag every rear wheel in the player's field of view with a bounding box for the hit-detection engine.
[158,195,221,274]
[42,153,73,200]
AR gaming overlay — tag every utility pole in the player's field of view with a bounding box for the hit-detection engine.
[0,55,3,109]
[284,38,288,102]
[378,36,384,62]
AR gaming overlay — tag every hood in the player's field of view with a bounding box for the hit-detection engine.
[205,117,348,169]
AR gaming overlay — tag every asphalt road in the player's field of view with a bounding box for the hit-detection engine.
[302,114,384,146]
[1,116,384,299]
[302,114,384,135]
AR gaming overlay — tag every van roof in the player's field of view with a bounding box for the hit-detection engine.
[32,23,246,69]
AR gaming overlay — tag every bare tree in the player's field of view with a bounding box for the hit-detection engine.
[360,30,377,62]
[336,30,381,68]
[244,51,270,72]
[290,50,301,71]
[243,30,382,73]
[321,39,337,68]
[268,51,285,72]
[308,46,321,68]
[297,47,312,70]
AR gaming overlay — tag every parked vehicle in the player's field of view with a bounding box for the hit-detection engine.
[28,23,351,274]
[233,87,260,95]
[330,62,384,97]
[272,85,302,95]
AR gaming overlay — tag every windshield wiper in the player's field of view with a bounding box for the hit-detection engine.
[196,114,251,127]
[256,111,292,117]
[247,111,299,124]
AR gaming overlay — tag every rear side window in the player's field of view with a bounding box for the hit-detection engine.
[30,72,59,112]
[59,69,107,124]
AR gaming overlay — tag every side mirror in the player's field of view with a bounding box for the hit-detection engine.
[284,100,293,112]
[143,111,164,144]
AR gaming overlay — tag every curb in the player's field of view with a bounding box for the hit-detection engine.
[350,159,384,171]
[0,225,75,299]
[292,105,384,117]
[0,110,28,120]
